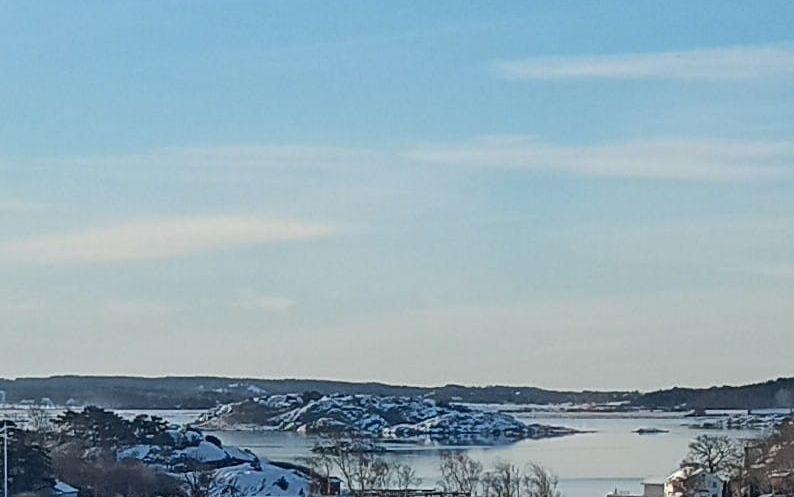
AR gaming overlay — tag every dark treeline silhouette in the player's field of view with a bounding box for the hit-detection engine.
[0,376,631,409]
[634,377,794,409]
[5,375,794,410]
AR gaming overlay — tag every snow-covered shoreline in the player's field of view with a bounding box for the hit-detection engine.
[195,393,581,443]
[117,424,312,497]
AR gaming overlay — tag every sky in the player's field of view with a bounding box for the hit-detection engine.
[1,1,793,391]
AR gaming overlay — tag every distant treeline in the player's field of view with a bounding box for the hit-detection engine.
[0,375,792,410]
[630,377,794,410]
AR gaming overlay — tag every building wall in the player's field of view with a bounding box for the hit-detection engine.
[665,472,725,497]
[644,483,665,497]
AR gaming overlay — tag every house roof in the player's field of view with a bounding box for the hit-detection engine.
[668,467,704,482]
[667,467,730,484]
[54,481,79,494]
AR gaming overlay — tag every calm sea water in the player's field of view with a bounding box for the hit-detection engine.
[115,409,764,497]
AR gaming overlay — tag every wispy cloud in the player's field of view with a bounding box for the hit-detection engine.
[235,292,296,313]
[9,136,794,183]
[406,135,794,181]
[0,299,45,313]
[0,199,45,212]
[741,264,794,280]
[0,216,337,264]
[37,145,379,172]
[497,45,794,81]
[101,298,176,318]
[4,146,385,186]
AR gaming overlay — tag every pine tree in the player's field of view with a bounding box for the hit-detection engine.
[54,406,136,448]
[1,422,55,494]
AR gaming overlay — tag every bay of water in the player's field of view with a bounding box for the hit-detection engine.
[100,409,766,497]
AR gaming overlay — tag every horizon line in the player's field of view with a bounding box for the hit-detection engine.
[2,373,792,395]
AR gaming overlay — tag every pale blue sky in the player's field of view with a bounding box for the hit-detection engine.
[1,2,793,390]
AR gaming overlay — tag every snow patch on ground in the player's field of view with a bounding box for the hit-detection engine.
[211,463,310,497]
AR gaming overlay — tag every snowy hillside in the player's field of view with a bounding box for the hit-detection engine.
[195,393,578,442]
[117,425,311,497]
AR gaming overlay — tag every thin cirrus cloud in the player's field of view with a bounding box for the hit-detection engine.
[235,293,296,313]
[12,145,384,185]
[496,44,794,80]
[12,135,793,184]
[101,298,176,318]
[406,136,794,182]
[0,216,337,264]
[42,145,379,172]
[0,199,45,212]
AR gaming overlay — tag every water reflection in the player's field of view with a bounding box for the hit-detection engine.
[209,412,762,497]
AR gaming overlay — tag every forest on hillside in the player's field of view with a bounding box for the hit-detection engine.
[0,376,791,410]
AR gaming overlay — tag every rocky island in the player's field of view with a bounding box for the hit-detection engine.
[194,393,579,444]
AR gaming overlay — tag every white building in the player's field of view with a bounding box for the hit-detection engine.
[605,477,667,497]
[643,478,666,497]
[665,466,728,497]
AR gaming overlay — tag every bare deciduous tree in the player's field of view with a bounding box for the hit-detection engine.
[347,453,393,495]
[183,471,218,497]
[299,451,336,495]
[27,407,54,435]
[685,435,742,475]
[312,436,395,496]
[439,452,483,495]
[482,460,522,497]
[52,443,181,497]
[395,463,422,494]
[522,463,562,497]
[301,452,335,480]
[441,455,563,497]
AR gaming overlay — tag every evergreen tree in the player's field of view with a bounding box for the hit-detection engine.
[54,406,136,448]
[130,414,174,446]
[1,421,55,495]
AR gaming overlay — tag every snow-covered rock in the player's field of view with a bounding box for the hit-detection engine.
[118,444,157,462]
[196,394,306,430]
[210,463,311,497]
[168,427,204,448]
[196,393,579,443]
[684,413,792,431]
[116,424,308,497]
[181,441,231,463]
[384,410,529,438]
[118,435,259,471]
